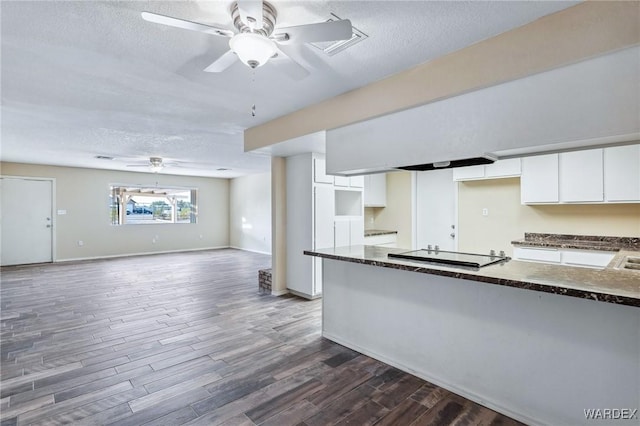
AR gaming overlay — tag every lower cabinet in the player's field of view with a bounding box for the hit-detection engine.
[335,217,364,247]
[513,247,615,269]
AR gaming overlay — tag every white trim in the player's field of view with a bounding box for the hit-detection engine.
[322,331,540,426]
[229,246,272,255]
[270,289,290,296]
[57,246,230,263]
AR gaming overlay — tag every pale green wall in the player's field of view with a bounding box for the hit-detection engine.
[1,162,230,261]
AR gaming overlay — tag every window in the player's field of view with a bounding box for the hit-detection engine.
[110,185,197,225]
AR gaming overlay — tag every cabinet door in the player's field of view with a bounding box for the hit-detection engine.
[314,158,333,184]
[314,185,335,249]
[349,176,364,188]
[334,220,350,247]
[485,159,521,178]
[364,173,386,207]
[350,217,365,246]
[559,150,603,202]
[452,165,485,181]
[521,154,559,204]
[513,247,561,264]
[561,250,615,269]
[604,145,640,202]
[334,176,350,187]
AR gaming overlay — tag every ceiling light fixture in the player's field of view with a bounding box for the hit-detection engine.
[229,33,276,69]
[149,157,164,173]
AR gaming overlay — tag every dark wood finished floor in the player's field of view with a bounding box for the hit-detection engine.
[1,249,524,425]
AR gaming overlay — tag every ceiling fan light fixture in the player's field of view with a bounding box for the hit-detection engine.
[149,157,164,173]
[229,33,276,68]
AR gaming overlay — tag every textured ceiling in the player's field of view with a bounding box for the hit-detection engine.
[1,1,578,178]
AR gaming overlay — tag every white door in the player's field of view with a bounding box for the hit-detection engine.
[1,177,53,266]
[415,169,456,251]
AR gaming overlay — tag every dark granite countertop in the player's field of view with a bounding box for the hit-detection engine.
[304,245,640,308]
[512,233,640,252]
[364,229,398,237]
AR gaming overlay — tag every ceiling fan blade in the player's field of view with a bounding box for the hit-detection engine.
[203,50,238,72]
[274,19,352,45]
[141,11,234,37]
[271,46,310,80]
[236,0,264,30]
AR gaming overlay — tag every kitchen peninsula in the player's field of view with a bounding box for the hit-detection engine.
[305,245,640,426]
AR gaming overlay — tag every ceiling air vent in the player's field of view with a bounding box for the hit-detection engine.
[95,155,114,160]
[216,168,230,171]
[310,14,367,56]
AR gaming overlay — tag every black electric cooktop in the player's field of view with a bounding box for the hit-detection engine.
[388,249,508,268]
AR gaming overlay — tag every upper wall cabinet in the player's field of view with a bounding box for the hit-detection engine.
[521,154,559,204]
[335,176,364,188]
[559,149,603,202]
[364,174,387,207]
[453,159,521,181]
[521,145,640,204]
[604,145,640,202]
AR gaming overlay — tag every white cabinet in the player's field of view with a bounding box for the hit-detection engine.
[335,175,364,188]
[452,165,485,181]
[364,174,387,207]
[334,176,349,187]
[314,157,333,184]
[561,249,615,269]
[513,247,615,269]
[521,154,559,204]
[559,149,603,202]
[286,153,334,299]
[286,152,363,299]
[485,159,522,178]
[350,217,364,246]
[314,185,335,249]
[453,159,521,181]
[349,176,364,188]
[604,145,640,202]
[334,217,364,247]
[513,247,561,264]
[521,145,639,204]
[334,220,350,247]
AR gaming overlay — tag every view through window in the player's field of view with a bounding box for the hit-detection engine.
[110,185,197,225]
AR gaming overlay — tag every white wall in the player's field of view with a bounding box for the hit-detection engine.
[230,172,271,254]
[1,162,229,261]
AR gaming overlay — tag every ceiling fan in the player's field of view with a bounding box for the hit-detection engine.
[126,157,171,173]
[141,0,353,77]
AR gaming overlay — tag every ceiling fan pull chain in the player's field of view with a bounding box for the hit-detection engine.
[251,69,256,117]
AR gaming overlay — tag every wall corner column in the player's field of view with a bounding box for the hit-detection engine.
[271,156,288,295]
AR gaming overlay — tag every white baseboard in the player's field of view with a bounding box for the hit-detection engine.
[57,246,231,263]
[229,246,272,255]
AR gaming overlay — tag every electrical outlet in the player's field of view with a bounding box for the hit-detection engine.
[482,208,489,216]
[77,240,83,247]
